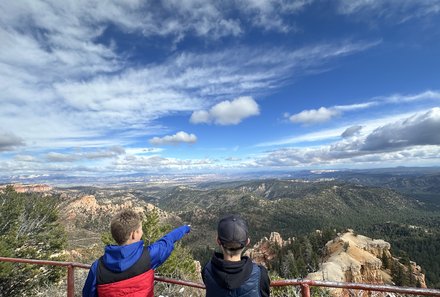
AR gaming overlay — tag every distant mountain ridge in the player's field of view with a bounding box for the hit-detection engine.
[145,179,423,249]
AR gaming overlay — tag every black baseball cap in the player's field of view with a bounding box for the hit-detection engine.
[217,215,248,248]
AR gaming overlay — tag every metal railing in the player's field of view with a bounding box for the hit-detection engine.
[1,256,440,296]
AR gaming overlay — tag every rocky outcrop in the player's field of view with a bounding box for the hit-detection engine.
[64,194,148,220]
[245,232,293,267]
[307,230,426,295]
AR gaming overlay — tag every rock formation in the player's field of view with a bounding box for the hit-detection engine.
[307,230,426,295]
[245,229,426,296]
[245,232,294,267]
[64,194,148,220]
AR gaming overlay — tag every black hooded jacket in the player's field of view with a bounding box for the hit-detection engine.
[202,252,270,297]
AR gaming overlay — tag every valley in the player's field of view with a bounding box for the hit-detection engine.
[47,171,440,288]
[2,169,440,294]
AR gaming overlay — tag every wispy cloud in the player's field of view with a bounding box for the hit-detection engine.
[287,90,440,125]
[2,0,437,178]
[237,0,312,32]
[190,96,260,125]
[149,131,197,146]
[336,0,440,23]
[1,29,377,152]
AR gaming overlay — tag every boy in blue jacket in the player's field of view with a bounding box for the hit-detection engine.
[82,209,190,297]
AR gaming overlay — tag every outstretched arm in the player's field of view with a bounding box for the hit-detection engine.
[148,225,191,269]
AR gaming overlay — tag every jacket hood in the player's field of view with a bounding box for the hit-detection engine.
[209,252,253,290]
[102,240,144,272]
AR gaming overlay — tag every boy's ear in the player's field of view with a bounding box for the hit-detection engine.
[216,238,222,246]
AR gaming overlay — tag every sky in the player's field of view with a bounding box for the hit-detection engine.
[1,0,440,180]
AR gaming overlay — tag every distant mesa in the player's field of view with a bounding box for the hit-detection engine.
[0,183,52,193]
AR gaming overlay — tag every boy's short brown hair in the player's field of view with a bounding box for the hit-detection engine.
[110,209,142,245]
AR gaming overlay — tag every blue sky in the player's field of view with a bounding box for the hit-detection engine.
[1,0,440,179]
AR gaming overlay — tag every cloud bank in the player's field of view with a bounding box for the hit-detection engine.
[260,108,440,167]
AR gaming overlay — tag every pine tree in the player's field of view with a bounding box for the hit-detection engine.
[407,262,416,287]
[391,261,407,286]
[0,188,67,295]
[381,250,390,270]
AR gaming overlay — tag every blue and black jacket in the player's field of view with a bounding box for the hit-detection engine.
[202,252,270,297]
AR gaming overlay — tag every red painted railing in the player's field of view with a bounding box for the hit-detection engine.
[1,256,440,296]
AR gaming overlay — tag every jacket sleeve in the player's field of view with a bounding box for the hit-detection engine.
[82,261,98,297]
[259,265,271,297]
[148,225,191,269]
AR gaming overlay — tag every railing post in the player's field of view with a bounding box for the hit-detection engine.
[301,283,311,297]
[67,264,74,297]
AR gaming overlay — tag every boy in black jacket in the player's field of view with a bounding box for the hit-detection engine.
[202,214,270,297]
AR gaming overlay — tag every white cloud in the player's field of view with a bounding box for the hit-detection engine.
[289,107,340,124]
[149,131,197,146]
[190,96,260,125]
[190,110,211,124]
